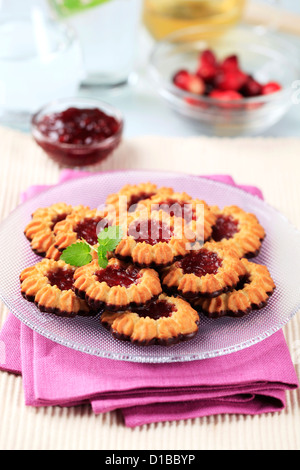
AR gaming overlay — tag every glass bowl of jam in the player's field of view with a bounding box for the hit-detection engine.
[31,97,123,168]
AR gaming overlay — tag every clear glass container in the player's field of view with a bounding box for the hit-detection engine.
[143,0,246,40]
[31,97,123,168]
[149,23,300,136]
[0,0,83,129]
[50,0,143,87]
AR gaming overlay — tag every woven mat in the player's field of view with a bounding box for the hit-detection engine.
[0,126,299,450]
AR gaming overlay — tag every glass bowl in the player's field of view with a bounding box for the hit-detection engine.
[149,24,300,136]
[31,97,124,168]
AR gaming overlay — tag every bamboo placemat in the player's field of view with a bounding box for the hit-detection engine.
[0,126,299,450]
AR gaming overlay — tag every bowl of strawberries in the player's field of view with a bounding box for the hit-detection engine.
[149,24,299,136]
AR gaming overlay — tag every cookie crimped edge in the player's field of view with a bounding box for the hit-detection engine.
[53,207,116,252]
[24,204,90,257]
[114,210,195,267]
[135,192,217,242]
[20,258,91,317]
[105,182,174,215]
[101,293,200,346]
[193,258,276,318]
[24,203,74,240]
[161,241,248,298]
[210,205,265,258]
[24,203,76,256]
[73,258,162,311]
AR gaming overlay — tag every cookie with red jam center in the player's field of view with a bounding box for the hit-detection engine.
[100,293,200,346]
[161,241,248,299]
[114,210,195,267]
[210,205,265,258]
[24,203,87,258]
[105,182,174,216]
[20,259,92,317]
[53,207,116,255]
[73,258,162,311]
[135,191,217,242]
[192,258,275,317]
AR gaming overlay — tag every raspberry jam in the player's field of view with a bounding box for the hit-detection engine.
[50,213,68,230]
[47,268,75,291]
[154,198,194,221]
[96,264,141,288]
[212,215,239,242]
[75,217,108,246]
[180,248,222,277]
[128,192,155,212]
[135,299,176,320]
[128,219,173,245]
[33,106,122,168]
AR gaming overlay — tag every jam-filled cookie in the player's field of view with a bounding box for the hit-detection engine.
[73,258,162,311]
[20,259,92,317]
[100,293,200,346]
[210,205,265,258]
[161,241,247,299]
[192,259,275,318]
[135,191,217,242]
[105,182,174,216]
[114,209,195,267]
[24,203,84,257]
[53,208,115,253]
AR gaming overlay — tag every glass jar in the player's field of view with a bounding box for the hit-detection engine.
[143,0,246,40]
[49,0,143,87]
[0,0,83,129]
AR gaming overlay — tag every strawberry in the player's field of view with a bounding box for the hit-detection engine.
[209,89,243,109]
[214,68,248,92]
[173,70,205,95]
[220,54,239,72]
[185,97,208,109]
[261,81,282,95]
[209,90,243,100]
[197,49,218,82]
[187,74,205,95]
[173,69,190,91]
[240,75,263,97]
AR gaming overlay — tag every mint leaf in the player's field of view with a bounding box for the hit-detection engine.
[97,226,123,253]
[97,226,123,268]
[98,253,109,269]
[97,241,109,268]
[59,226,123,269]
[61,241,92,267]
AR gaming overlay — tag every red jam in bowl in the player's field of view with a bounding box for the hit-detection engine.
[32,106,123,167]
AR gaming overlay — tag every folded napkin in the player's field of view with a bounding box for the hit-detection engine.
[0,171,298,427]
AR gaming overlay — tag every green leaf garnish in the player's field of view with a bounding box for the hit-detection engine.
[60,226,123,268]
[97,226,123,268]
[97,226,123,252]
[60,241,93,267]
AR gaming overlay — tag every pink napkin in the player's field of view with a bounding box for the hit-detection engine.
[0,171,298,427]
